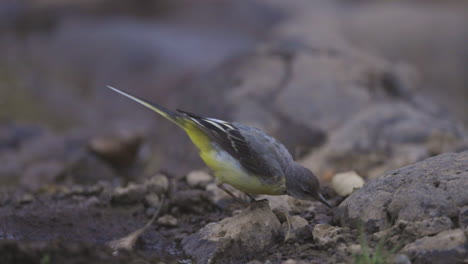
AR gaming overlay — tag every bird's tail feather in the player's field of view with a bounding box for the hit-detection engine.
[107,86,185,127]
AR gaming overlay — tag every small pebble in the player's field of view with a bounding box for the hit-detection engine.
[186,170,213,188]
[157,214,178,227]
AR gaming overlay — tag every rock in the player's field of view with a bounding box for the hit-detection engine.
[282,259,309,264]
[347,244,361,255]
[145,174,169,195]
[20,160,65,191]
[144,193,160,208]
[182,201,281,264]
[258,195,291,212]
[331,171,365,196]
[459,206,468,233]
[18,194,34,204]
[397,217,453,237]
[392,254,412,264]
[337,151,468,233]
[88,130,143,168]
[312,224,347,247]
[302,103,467,179]
[111,183,146,205]
[281,215,310,241]
[402,229,467,264]
[186,170,213,188]
[157,214,178,227]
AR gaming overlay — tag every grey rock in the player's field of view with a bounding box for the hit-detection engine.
[182,201,281,264]
[312,224,347,247]
[402,229,467,264]
[459,206,468,233]
[281,215,310,241]
[392,254,412,264]
[337,151,468,233]
[397,217,453,237]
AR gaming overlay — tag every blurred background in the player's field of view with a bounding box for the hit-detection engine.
[1,0,467,189]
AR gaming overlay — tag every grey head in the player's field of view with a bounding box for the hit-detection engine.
[285,163,331,208]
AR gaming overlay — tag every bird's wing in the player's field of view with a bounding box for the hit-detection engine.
[177,109,288,180]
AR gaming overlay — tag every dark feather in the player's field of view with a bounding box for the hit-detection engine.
[176,109,274,177]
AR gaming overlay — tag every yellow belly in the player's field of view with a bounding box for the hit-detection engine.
[200,149,284,195]
[182,122,284,195]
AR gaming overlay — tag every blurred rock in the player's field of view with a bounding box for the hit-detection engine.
[144,193,160,208]
[20,160,64,191]
[337,151,468,233]
[186,170,213,188]
[302,103,467,179]
[145,174,169,195]
[88,131,143,168]
[172,189,211,214]
[205,183,245,204]
[182,201,280,264]
[331,171,364,196]
[402,229,467,264]
[111,183,146,205]
[157,214,178,227]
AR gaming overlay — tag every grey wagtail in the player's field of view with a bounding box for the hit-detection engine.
[108,86,331,208]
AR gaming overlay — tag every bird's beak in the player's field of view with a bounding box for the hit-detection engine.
[316,193,332,208]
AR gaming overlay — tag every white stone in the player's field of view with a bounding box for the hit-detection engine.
[186,170,213,188]
[331,171,365,196]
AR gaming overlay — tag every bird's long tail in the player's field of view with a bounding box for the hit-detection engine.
[107,86,186,127]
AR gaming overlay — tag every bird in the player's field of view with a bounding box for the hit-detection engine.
[107,86,331,208]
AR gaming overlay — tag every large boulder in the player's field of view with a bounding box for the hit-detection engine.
[337,150,468,233]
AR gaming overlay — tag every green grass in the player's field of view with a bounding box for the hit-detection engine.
[353,226,400,264]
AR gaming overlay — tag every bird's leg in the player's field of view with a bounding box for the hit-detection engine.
[281,209,292,242]
[216,183,247,204]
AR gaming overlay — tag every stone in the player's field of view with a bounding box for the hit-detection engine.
[459,206,468,233]
[88,130,143,168]
[402,229,467,264]
[331,171,365,196]
[186,170,213,188]
[281,215,310,241]
[144,193,160,208]
[145,174,169,194]
[337,151,468,233]
[157,214,178,227]
[18,194,34,204]
[397,217,453,237]
[392,254,411,264]
[111,183,146,205]
[347,244,361,255]
[312,224,346,247]
[182,201,281,264]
